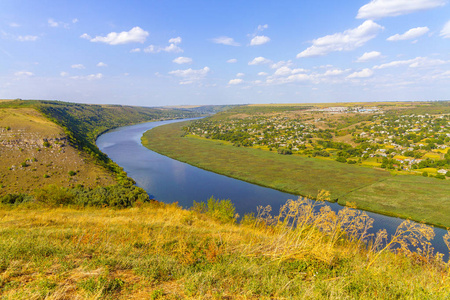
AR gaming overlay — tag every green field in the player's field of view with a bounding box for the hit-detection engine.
[142,121,450,227]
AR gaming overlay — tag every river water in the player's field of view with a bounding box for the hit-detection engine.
[96,119,449,260]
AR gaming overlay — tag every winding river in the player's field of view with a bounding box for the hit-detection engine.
[97,118,449,260]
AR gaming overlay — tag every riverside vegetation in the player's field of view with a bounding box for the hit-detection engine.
[142,102,450,228]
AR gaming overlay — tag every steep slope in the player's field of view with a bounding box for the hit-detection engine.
[0,108,115,194]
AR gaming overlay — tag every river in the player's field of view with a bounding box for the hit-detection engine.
[96,118,449,260]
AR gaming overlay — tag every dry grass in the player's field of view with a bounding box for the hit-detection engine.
[0,108,115,195]
[1,194,450,299]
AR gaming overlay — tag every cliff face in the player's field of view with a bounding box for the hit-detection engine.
[0,108,115,195]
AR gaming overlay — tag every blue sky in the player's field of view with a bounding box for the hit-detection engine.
[1,0,450,106]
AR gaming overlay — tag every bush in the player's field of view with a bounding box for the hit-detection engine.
[277,149,292,155]
[192,197,237,223]
[0,193,30,205]
[336,157,347,163]
[68,170,77,176]
[34,184,75,206]
[422,171,428,177]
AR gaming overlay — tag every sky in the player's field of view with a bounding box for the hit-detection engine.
[1,0,450,106]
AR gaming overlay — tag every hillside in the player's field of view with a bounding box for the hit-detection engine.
[0,99,202,195]
[0,107,115,194]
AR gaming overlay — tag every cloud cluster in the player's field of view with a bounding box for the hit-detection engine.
[14,71,33,77]
[387,26,429,41]
[71,73,103,80]
[228,78,243,85]
[212,36,240,46]
[357,0,446,19]
[81,27,149,45]
[250,35,270,46]
[441,20,450,38]
[356,51,382,62]
[169,67,210,84]
[140,37,183,53]
[374,57,448,69]
[71,64,85,69]
[297,21,384,58]
[173,57,192,64]
[347,68,374,78]
[248,57,272,65]
[17,35,38,42]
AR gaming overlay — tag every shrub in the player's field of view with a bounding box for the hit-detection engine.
[68,170,77,176]
[0,193,30,205]
[277,148,292,155]
[192,196,237,223]
[336,157,347,163]
[34,184,75,206]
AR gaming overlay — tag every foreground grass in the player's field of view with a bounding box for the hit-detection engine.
[142,121,450,228]
[1,201,449,299]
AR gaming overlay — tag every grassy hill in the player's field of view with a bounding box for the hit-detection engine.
[0,99,201,195]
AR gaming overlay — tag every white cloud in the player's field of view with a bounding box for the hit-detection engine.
[71,73,103,80]
[212,36,240,46]
[17,35,38,42]
[248,56,272,65]
[236,73,245,77]
[163,43,183,53]
[9,22,20,27]
[72,18,78,24]
[250,35,270,46]
[297,21,384,58]
[80,33,91,40]
[258,72,268,76]
[441,20,450,38]
[271,60,293,69]
[60,72,69,77]
[173,57,192,64]
[143,42,183,54]
[273,66,307,76]
[266,73,312,85]
[143,45,158,53]
[373,57,448,69]
[169,37,182,44]
[14,71,33,77]
[227,58,237,63]
[228,78,243,85]
[71,64,85,69]
[356,51,382,62]
[83,27,149,45]
[357,0,446,19]
[130,48,141,53]
[323,69,346,76]
[387,26,429,41]
[169,67,210,84]
[97,62,108,67]
[48,18,59,27]
[257,24,269,31]
[347,68,374,78]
